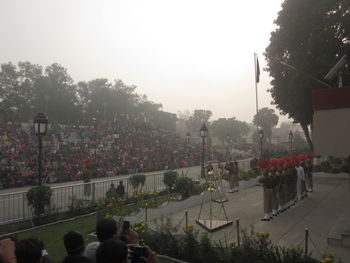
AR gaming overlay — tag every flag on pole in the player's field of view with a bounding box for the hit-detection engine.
[255,56,260,83]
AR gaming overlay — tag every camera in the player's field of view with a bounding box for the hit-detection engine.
[122,220,130,233]
[131,246,148,258]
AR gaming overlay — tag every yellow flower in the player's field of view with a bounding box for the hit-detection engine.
[106,203,113,207]
[321,257,332,263]
[104,214,112,219]
[258,232,269,237]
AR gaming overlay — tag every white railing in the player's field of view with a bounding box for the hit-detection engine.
[0,172,167,225]
[0,159,253,225]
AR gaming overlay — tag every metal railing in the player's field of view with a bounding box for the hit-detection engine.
[0,172,167,225]
[0,159,253,225]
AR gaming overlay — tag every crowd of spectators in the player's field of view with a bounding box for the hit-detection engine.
[0,115,214,189]
[0,218,158,263]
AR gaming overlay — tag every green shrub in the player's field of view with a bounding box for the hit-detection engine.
[239,170,250,181]
[138,225,324,263]
[129,174,146,193]
[331,167,341,174]
[341,164,349,173]
[248,167,261,178]
[163,170,178,190]
[192,183,204,195]
[174,177,194,199]
[26,185,52,216]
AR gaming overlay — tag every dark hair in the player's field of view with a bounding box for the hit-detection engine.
[16,237,44,263]
[96,218,117,242]
[96,239,127,263]
[63,231,85,256]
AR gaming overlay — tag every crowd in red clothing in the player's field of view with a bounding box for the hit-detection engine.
[0,115,213,189]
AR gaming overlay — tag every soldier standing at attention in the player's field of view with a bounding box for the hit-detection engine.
[291,157,298,205]
[270,159,280,217]
[234,161,239,192]
[285,157,294,209]
[299,156,307,199]
[225,162,238,193]
[258,160,273,221]
[306,154,314,192]
[278,159,287,213]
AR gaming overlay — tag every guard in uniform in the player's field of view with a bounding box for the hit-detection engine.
[258,160,273,221]
[270,159,280,217]
[278,159,287,213]
[225,161,238,193]
[305,154,314,192]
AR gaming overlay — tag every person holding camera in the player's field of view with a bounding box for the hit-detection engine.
[96,238,158,263]
[85,218,157,263]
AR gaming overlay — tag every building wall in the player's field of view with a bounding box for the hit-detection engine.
[312,86,350,157]
[313,108,350,157]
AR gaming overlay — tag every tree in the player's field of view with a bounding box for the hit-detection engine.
[252,107,279,143]
[265,0,350,150]
[185,109,212,135]
[211,118,250,145]
[163,170,178,191]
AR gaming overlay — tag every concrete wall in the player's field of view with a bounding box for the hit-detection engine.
[313,108,350,157]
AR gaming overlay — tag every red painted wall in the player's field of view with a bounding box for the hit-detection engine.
[312,86,350,110]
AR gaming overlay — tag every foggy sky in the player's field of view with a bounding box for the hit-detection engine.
[0,0,287,123]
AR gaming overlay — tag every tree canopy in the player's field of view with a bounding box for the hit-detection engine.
[185,109,212,135]
[265,0,350,150]
[252,107,279,143]
[0,61,176,128]
[211,117,250,145]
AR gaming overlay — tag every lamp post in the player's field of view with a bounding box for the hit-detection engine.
[200,124,208,179]
[258,129,264,159]
[226,134,230,159]
[185,132,191,144]
[289,131,293,153]
[113,133,120,162]
[34,113,48,185]
[93,117,97,159]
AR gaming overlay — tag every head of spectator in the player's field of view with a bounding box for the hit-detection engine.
[96,239,127,263]
[63,231,85,256]
[15,237,44,263]
[96,218,117,242]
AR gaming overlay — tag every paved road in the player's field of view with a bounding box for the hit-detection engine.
[141,173,350,262]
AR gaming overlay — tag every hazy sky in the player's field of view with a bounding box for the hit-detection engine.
[0,0,286,123]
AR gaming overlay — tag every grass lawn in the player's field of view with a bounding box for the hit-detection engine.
[17,214,98,262]
[15,195,176,263]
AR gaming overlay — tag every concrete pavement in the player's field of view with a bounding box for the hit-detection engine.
[144,172,350,262]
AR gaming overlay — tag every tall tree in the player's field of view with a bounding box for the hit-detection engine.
[185,109,212,135]
[265,0,350,150]
[211,117,250,145]
[253,107,279,143]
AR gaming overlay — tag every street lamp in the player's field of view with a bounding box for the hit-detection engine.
[289,131,293,153]
[185,132,191,144]
[225,134,230,159]
[200,124,208,179]
[258,129,264,158]
[34,113,48,185]
[93,117,97,159]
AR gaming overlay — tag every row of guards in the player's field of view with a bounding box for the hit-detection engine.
[257,154,314,221]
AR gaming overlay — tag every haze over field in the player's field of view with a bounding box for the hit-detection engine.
[0,0,286,122]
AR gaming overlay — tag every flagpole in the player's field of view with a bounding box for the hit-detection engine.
[254,53,260,158]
